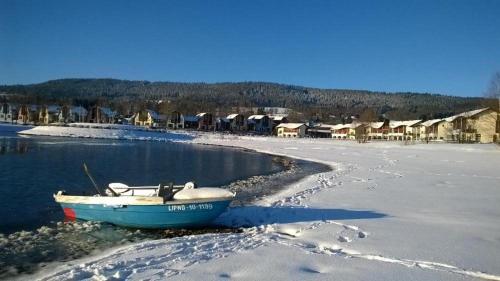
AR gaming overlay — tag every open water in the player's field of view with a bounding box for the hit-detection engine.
[0,130,286,278]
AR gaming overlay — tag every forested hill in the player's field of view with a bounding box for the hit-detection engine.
[0,78,492,120]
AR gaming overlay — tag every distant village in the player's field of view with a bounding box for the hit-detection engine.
[0,102,499,143]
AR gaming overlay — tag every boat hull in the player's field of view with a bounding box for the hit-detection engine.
[58,199,232,229]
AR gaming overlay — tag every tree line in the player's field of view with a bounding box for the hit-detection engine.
[0,78,497,123]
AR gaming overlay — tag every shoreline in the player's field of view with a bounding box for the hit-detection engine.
[8,125,500,280]
[30,134,345,281]
[6,155,329,280]
[15,124,195,143]
[14,124,337,204]
[192,141,333,205]
[1,130,331,280]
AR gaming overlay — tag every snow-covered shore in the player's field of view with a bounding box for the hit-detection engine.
[17,124,194,142]
[27,129,500,280]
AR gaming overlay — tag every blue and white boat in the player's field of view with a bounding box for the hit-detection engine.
[54,182,235,229]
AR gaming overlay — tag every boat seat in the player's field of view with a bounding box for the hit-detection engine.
[106,183,130,196]
[107,183,157,196]
[109,183,129,189]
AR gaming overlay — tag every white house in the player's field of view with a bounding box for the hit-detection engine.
[417,119,443,140]
[38,105,60,124]
[276,123,307,138]
[17,105,38,125]
[331,123,365,140]
[443,108,498,143]
[0,103,17,123]
[388,120,422,140]
[134,110,166,128]
[367,121,390,139]
[166,111,184,129]
[331,124,351,139]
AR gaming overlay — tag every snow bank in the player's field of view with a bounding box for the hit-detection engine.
[34,135,500,281]
[66,122,143,130]
[17,124,194,142]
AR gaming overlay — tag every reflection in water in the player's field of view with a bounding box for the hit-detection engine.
[0,138,29,154]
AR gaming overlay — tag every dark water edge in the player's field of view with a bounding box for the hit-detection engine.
[0,133,284,234]
[224,151,331,206]
[0,143,331,280]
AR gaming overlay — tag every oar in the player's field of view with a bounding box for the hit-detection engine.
[82,163,117,196]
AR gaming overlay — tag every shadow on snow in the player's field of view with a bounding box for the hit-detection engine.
[219,206,387,227]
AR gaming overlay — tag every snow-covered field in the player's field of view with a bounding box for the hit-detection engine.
[21,129,500,280]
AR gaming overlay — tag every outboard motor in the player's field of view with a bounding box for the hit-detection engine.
[159,182,175,203]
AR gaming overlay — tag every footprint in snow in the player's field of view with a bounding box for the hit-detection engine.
[299,266,321,274]
[337,236,352,243]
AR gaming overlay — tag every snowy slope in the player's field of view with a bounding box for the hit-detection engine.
[33,134,500,281]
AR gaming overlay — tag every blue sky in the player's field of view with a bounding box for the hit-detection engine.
[1,0,499,97]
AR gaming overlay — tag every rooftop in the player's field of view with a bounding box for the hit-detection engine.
[276,123,306,129]
[248,115,267,120]
[389,120,422,128]
[444,108,490,122]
